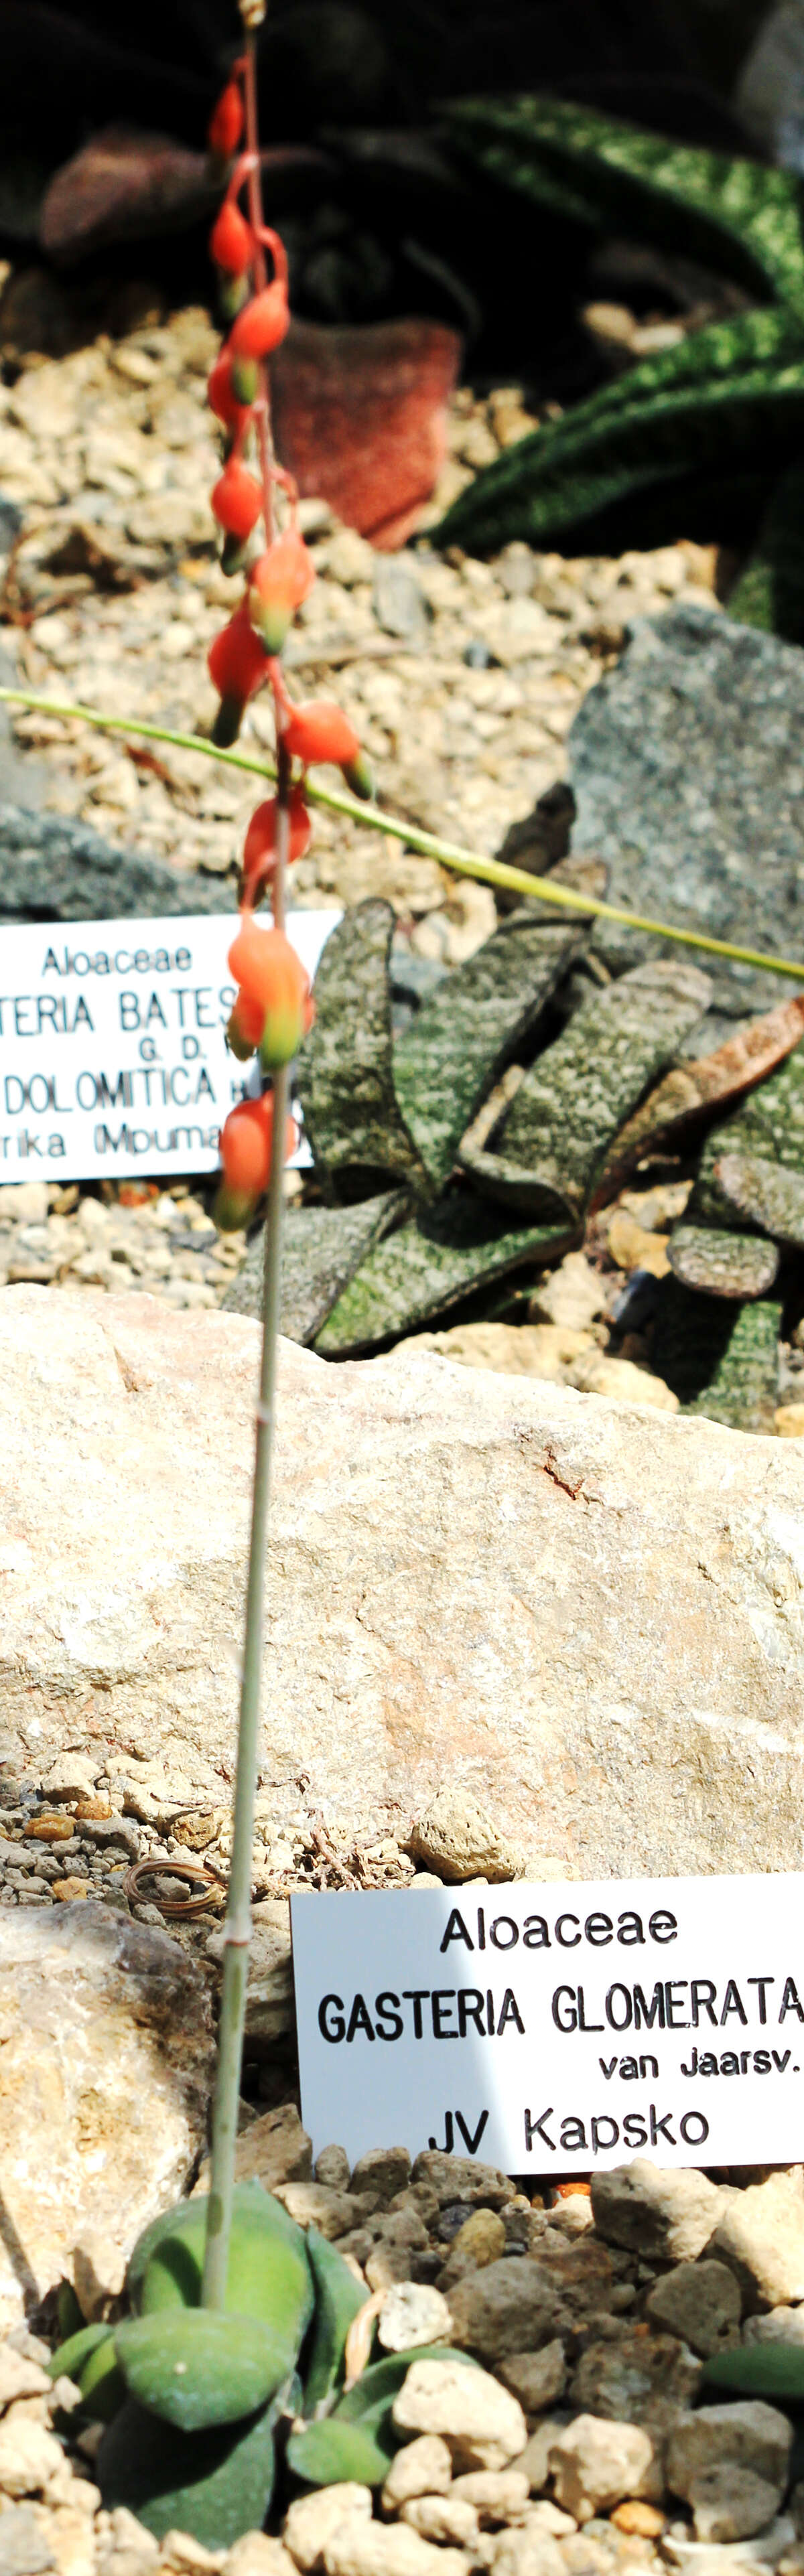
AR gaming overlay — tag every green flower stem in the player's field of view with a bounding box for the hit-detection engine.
[200,1062,289,2308]
[200,21,286,2310]
[1,679,803,983]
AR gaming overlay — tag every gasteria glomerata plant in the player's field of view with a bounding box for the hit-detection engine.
[42,16,472,2549]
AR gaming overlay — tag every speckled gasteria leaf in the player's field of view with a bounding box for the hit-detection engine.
[491,958,712,1220]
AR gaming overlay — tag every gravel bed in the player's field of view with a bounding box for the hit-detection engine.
[3,2143,804,2576]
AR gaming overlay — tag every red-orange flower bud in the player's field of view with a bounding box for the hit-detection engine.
[214,1090,298,1228]
[279,696,373,797]
[208,81,243,161]
[228,917,314,1066]
[240,789,312,907]
[211,458,263,543]
[247,533,314,653]
[226,991,265,1060]
[207,351,252,436]
[208,602,268,745]
[210,200,255,277]
[228,281,289,362]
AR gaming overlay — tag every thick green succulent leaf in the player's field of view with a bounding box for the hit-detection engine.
[393,914,586,1195]
[711,1151,804,1249]
[48,2321,111,2385]
[695,1037,804,1227]
[97,2394,277,2548]
[48,2319,126,2423]
[667,1223,779,1299]
[314,1193,572,1355]
[497,959,711,1222]
[436,307,804,557]
[115,2311,284,2433]
[221,1190,409,1340]
[651,1281,781,1431]
[297,900,423,1196]
[446,96,804,311]
[704,2344,804,2402]
[302,2226,367,2416]
[287,2411,396,2490]
[56,2283,84,2342]
[728,463,804,645]
[127,2181,313,2390]
[289,2345,473,2490]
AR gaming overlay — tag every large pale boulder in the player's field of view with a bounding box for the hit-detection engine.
[3,1286,804,1871]
[0,1901,212,2330]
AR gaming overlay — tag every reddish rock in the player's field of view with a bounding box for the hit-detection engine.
[272,317,461,547]
[40,126,210,261]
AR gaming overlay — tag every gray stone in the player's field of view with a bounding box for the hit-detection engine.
[498,2347,567,2415]
[373,555,430,648]
[707,2172,804,2311]
[568,603,804,1013]
[644,2260,742,2359]
[591,2163,724,2263]
[351,2147,411,2204]
[411,2157,515,2211]
[316,2145,352,2192]
[0,802,224,922]
[0,1902,212,2330]
[446,2261,558,2366]
[687,2467,782,2545]
[9,1290,804,1876]
[569,2330,699,2434]
[665,2403,793,2504]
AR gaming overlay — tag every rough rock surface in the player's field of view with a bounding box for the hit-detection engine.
[569,603,804,1015]
[5,1288,804,1872]
[0,802,224,921]
[0,1901,212,2330]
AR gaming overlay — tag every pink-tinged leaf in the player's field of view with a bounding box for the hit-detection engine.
[271,317,461,548]
[602,991,804,1181]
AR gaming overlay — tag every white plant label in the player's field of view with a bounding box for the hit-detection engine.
[291,1874,804,2171]
[0,910,340,1179]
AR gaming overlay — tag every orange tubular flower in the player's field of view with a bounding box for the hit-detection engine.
[247,534,314,653]
[228,281,289,364]
[215,1091,298,1230]
[241,789,312,908]
[228,916,314,1067]
[226,991,266,1060]
[208,601,268,745]
[279,696,373,798]
[207,350,253,437]
[210,200,255,277]
[208,80,244,160]
[211,458,263,542]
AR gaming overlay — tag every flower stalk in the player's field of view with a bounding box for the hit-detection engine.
[198,29,364,2307]
[3,681,804,982]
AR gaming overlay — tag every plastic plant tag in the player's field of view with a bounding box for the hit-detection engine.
[291,1875,804,2173]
